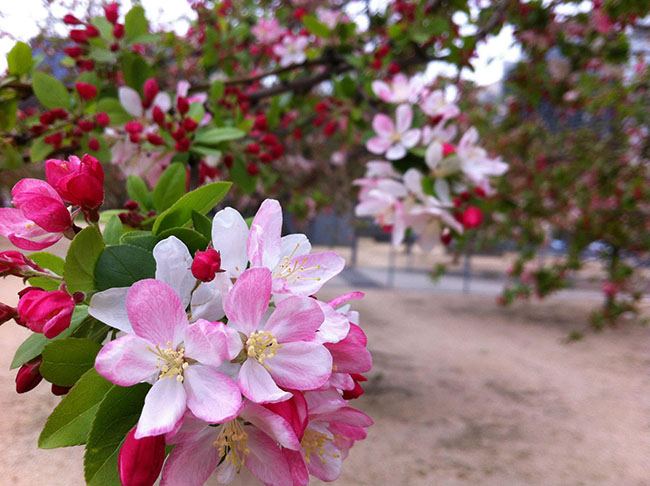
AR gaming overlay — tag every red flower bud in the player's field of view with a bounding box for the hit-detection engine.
[293,128,302,140]
[124,200,139,211]
[76,59,95,71]
[17,289,75,338]
[44,131,63,148]
[88,138,100,151]
[315,101,329,114]
[182,117,198,132]
[52,384,72,395]
[270,144,284,159]
[442,142,456,157]
[0,251,44,278]
[245,143,260,155]
[260,134,278,146]
[39,112,54,126]
[110,42,119,52]
[64,46,84,58]
[175,138,191,152]
[125,121,143,134]
[191,249,222,282]
[246,162,259,176]
[260,153,273,164]
[0,302,17,325]
[113,23,125,39]
[70,29,88,44]
[118,427,165,486]
[104,3,119,24]
[176,96,189,115]
[143,78,159,101]
[146,133,165,146]
[294,8,307,20]
[129,133,141,144]
[63,14,82,25]
[376,44,390,58]
[323,121,337,137]
[388,62,401,75]
[461,206,483,229]
[85,25,100,38]
[223,154,234,169]
[440,228,452,246]
[78,119,95,132]
[152,106,165,125]
[15,357,43,394]
[45,154,104,210]
[171,127,186,141]
[253,114,268,131]
[95,112,110,127]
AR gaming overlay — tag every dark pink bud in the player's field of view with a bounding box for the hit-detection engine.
[17,289,75,338]
[253,114,267,131]
[146,133,165,146]
[16,357,43,394]
[118,427,165,486]
[0,251,44,278]
[63,14,82,25]
[191,249,222,282]
[462,206,483,229]
[104,3,119,24]
[70,29,88,44]
[125,121,143,134]
[89,138,100,151]
[246,162,259,175]
[152,106,165,125]
[64,46,84,58]
[442,143,456,157]
[245,143,260,155]
[113,23,125,39]
[95,112,110,127]
[78,119,95,132]
[85,25,100,38]
[182,117,198,132]
[0,302,17,325]
[75,82,98,101]
[260,133,278,146]
[174,137,191,152]
[45,154,104,209]
[176,96,189,115]
[51,384,72,396]
[143,78,159,101]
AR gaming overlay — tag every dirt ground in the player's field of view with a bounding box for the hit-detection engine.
[0,275,649,486]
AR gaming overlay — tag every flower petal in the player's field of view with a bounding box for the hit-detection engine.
[95,334,158,386]
[136,377,187,438]
[385,143,406,160]
[189,274,230,323]
[184,364,242,423]
[0,208,61,251]
[280,234,311,260]
[280,251,345,296]
[268,341,332,391]
[245,427,293,486]
[238,358,291,404]
[118,86,143,117]
[264,296,323,342]
[153,236,195,308]
[126,279,189,346]
[395,103,413,133]
[240,402,301,450]
[314,300,350,344]
[371,113,394,138]
[88,287,133,333]
[160,427,219,486]
[224,267,271,336]
[401,128,421,148]
[184,319,229,368]
[366,136,391,155]
[211,207,249,278]
[247,199,282,270]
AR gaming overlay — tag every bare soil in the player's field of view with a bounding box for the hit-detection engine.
[0,280,649,485]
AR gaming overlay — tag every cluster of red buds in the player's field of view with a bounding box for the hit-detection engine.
[118,200,155,228]
[313,98,349,138]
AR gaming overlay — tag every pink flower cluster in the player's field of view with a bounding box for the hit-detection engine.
[357,75,508,249]
[89,199,372,486]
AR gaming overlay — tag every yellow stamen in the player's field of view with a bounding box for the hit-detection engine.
[301,429,339,465]
[272,250,322,284]
[214,420,250,469]
[245,331,279,370]
[147,343,186,382]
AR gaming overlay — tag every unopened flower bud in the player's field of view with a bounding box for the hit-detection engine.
[176,96,189,115]
[0,303,17,325]
[51,384,72,396]
[63,14,82,25]
[95,112,110,127]
[75,82,98,101]
[15,357,43,394]
[113,23,125,39]
[143,78,159,101]
[191,249,222,282]
[462,206,483,229]
[104,3,119,24]
[18,288,75,338]
[85,25,100,38]
[118,427,165,486]
[0,251,44,278]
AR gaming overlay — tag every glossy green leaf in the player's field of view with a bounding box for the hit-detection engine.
[84,383,149,486]
[152,181,231,235]
[230,158,256,195]
[38,368,113,449]
[119,231,160,252]
[152,163,187,212]
[63,226,105,294]
[0,142,24,170]
[29,252,64,275]
[193,127,245,146]
[124,6,148,40]
[40,338,103,387]
[94,245,156,291]
[32,72,70,109]
[158,227,209,255]
[302,15,331,38]
[191,210,212,240]
[7,41,32,76]
[103,215,123,245]
[191,145,222,158]
[126,174,152,210]
[96,98,132,125]
[30,135,52,162]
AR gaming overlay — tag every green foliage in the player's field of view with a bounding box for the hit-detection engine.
[39,368,113,449]
[96,98,132,125]
[124,6,149,40]
[193,127,246,145]
[40,338,103,387]
[191,210,213,240]
[103,215,123,245]
[7,41,32,76]
[152,163,187,212]
[32,72,70,109]
[64,226,105,294]
[126,174,153,210]
[302,15,331,38]
[94,245,156,290]
[230,158,256,195]
[158,227,209,254]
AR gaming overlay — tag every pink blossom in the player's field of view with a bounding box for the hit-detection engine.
[118,86,172,120]
[45,154,104,209]
[252,18,283,44]
[371,74,423,104]
[0,179,72,250]
[224,267,332,404]
[273,35,309,67]
[17,288,75,338]
[366,104,420,160]
[94,279,241,438]
[419,89,460,120]
[456,128,508,184]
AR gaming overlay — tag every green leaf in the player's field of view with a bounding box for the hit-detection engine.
[0,142,24,170]
[103,215,123,245]
[158,228,209,255]
[119,231,160,251]
[126,174,152,210]
[7,41,32,76]
[40,338,103,387]
[64,226,105,294]
[88,47,118,63]
[84,383,150,486]
[191,145,222,158]
[29,252,64,275]
[10,306,89,370]
[94,245,156,291]
[191,210,212,240]
[0,98,18,131]
[302,15,331,38]
[39,368,113,449]
[32,72,70,109]
[210,80,224,100]
[28,276,60,291]
[230,157,256,195]
[124,6,149,40]
[152,181,231,235]
[187,102,205,123]
[121,52,153,95]
[193,127,245,146]
[91,16,114,39]
[30,135,52,162]
[152,163,187,212]
[96,98,131,125]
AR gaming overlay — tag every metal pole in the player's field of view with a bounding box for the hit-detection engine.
[462,242,472,294]
[387,245,396,288]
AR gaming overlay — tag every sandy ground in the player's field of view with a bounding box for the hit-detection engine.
[0,275,649,485]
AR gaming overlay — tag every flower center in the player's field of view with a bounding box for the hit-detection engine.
[301,429,339,465]
[272,251,322,284]
[214,420,250,469]
[390,131,402,143]
[246,331,279,369]
[148,343,187,382]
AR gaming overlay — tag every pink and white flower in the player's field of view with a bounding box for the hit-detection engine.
[224,267,332,404]
[419,89,460,120]
[457,128,509,185]
[252,18,283,44]
[366,104,421,160]
[118,86,172,120]
[94,278,241,438]
[371,74,423,104]
[273,35,309,67]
